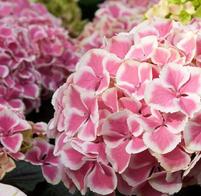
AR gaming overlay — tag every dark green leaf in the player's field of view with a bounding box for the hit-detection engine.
[2,161,44,192]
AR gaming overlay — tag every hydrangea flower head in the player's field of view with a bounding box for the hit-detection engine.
[75,0,159,56]
[50,17,201,195]
[0,0,77,112]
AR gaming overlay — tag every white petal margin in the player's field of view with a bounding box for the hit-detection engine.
[0,183,27,196]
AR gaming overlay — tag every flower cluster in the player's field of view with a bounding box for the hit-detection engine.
[50,18,201,195]
[146,0,201,24]
[75,0,158,56]
[0,106,31,179]
[0,103,52,181]
[0,0,77,112]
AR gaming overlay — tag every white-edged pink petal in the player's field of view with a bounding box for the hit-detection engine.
[143,126,181,154]
[149,172,182,194]
[184,121,201,151]
[42,165,62,185]
[86,163,117,195]
[152,147,191,172]
[1,133,23,153]
[106,142,130,173]
[60,144,86,170]
[160,63,190,90]
[126,137,147,154]
[145,79,178,113]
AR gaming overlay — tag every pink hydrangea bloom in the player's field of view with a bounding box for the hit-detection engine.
[75,0,159,56]
[25,139,62,185]
[0,0,77,112]
[50,17,201,195]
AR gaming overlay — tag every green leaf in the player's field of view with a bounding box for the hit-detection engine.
[179,10,192,23]
[2,161,44,192]
[39,182,79,196]
[194,5,201,17]
[168,0,187,4]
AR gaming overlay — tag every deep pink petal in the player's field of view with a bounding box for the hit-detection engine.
[149,172,182,194]
[153,147,190,172]
[60,144,86,170]
[42,165,62,185]
[122,165,152,188]
[1,133,23,153]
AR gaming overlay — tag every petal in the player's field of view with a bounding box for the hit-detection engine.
[66,163,92,195]
[176,31,196,63]
[107,34,133,58]
[1,133,23,153]
[65,85,86,111]
[0,109,19,134]
[135,181,164,196]
[42,165,62,185]
[117,60,140,88]
[126,137,147,154]
[104,54,121,77]
[122,165,152,188]
[106,142,130,173]
[129,150,156,169]
[127,115,144,137]
[119,97,141,113]
[25,147,41,165]
[60,144,86,170]
[73,66,101,92]
[102,111,129,147]
[102,88,119,113]
[145,79,178,113]
[180,66,201,95]
[126,36,157,61]
[151,47,170,66]
[143,126,181,154]
[78,118,97,141]
[0,65,9,78]
[13,119,31,133]
[23,84,40,98]
[64,108,86,136]
[117,175,133,196]
[149,172,182,194]
[87,163,117,195]
[165,112,187,134]
[152,147,191,172]
[184,121,201,151]
[178,94,201,117]
[160,63,190,90]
